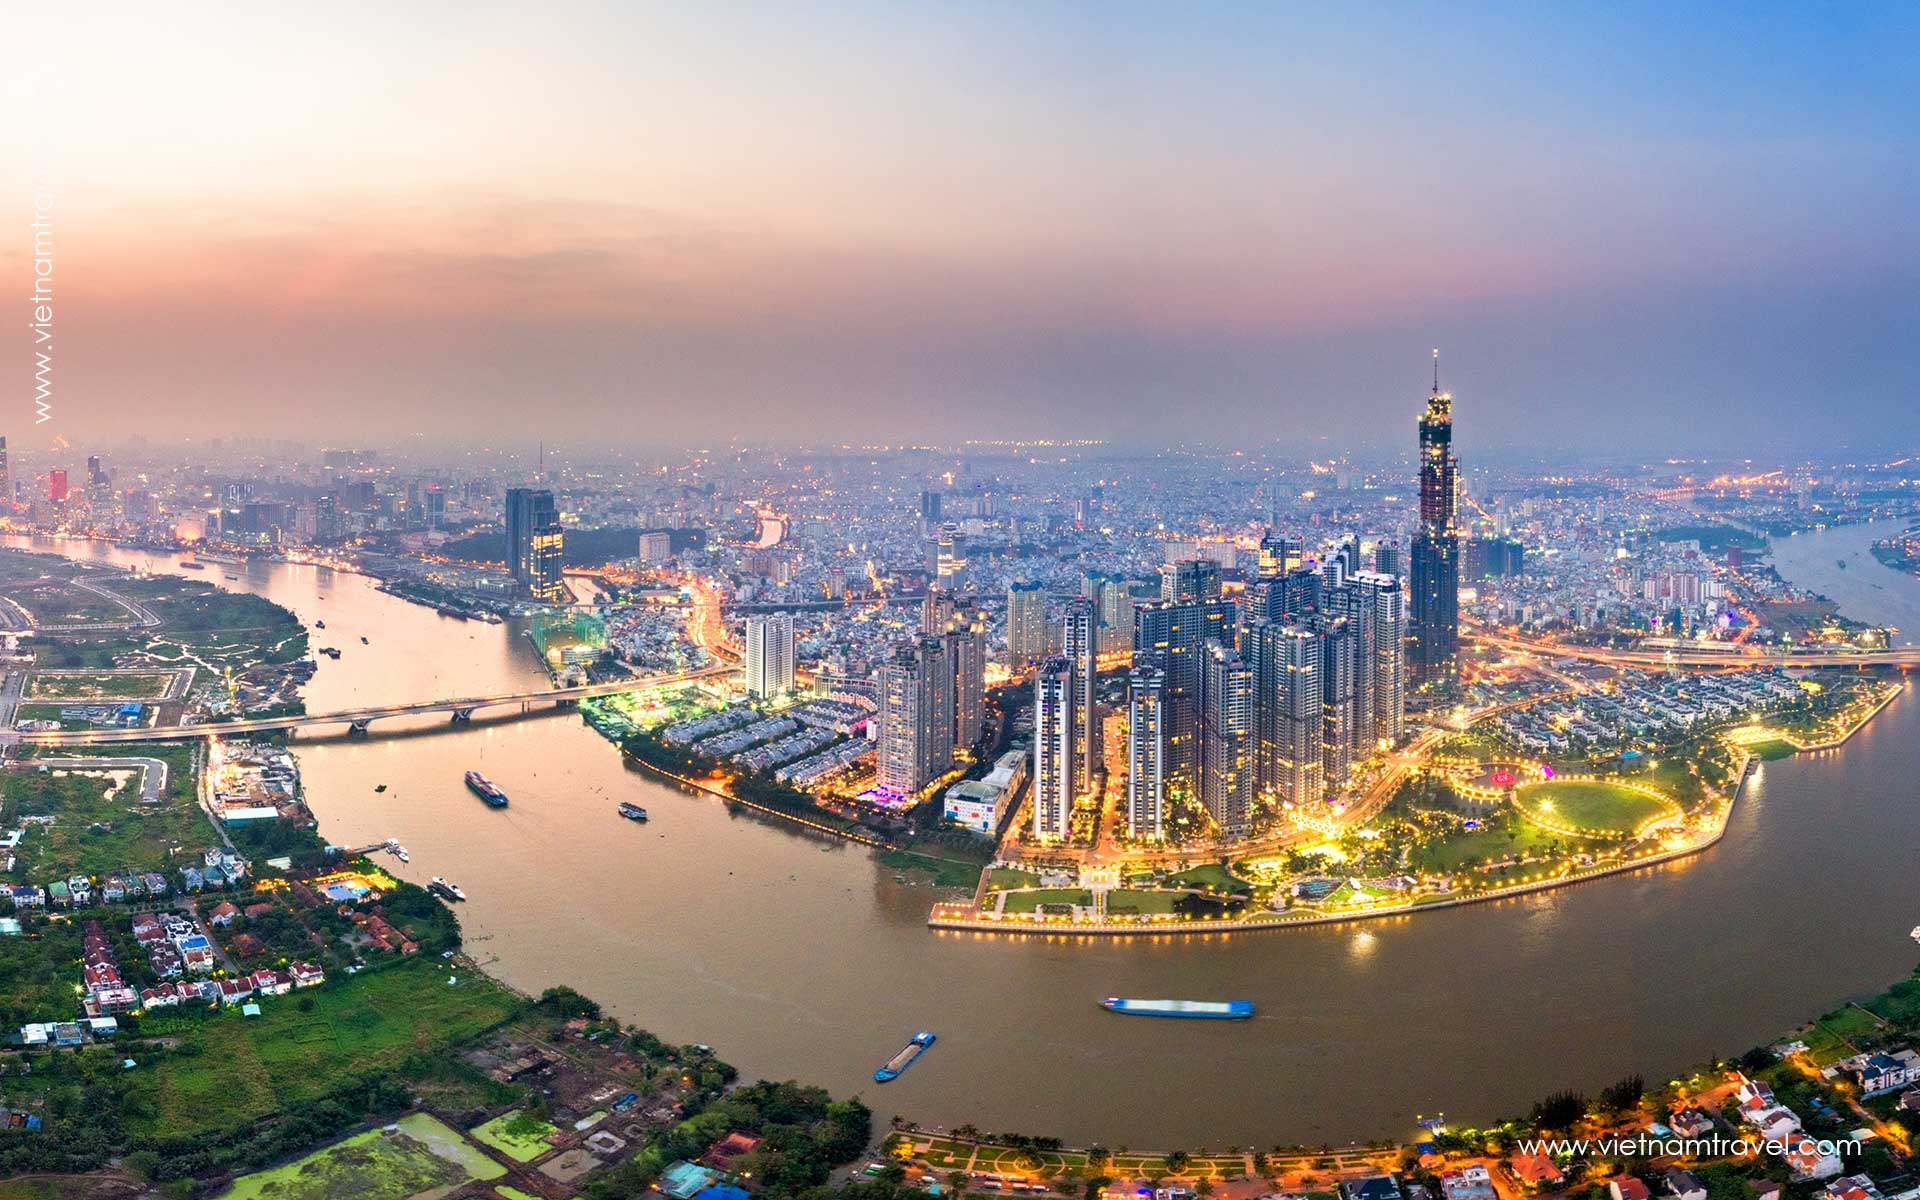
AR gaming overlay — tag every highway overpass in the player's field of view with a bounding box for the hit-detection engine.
[5,663,736,746]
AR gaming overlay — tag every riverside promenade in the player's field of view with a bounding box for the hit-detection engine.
[928,680,1907,939]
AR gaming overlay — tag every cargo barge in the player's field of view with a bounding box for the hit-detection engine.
[1099,998,1253,1019]
[874,1031,936,1082]
[465,771,509,809]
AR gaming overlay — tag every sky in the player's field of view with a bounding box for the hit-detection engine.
[5,2,1917,454]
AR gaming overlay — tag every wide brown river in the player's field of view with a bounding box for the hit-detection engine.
[9,529,1920,1147]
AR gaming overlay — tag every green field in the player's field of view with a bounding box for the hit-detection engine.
[983,866,1043,892]
[999,888,1093,913]
[876,848,988,888]
[1164,863,1250,894]
[220,1113,502,1199]
[128,958,522,1136]
[1406,820,1594,874]
[471,1108,559,1162]
[25,671,176,700]
[1744,739,1799,761]
[1,746,210,878]
[1516,779,1669,834]
[1104,889,1180,915]
[11,703,130,732]
[5,579,134,627]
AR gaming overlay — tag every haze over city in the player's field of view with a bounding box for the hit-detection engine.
[10,2,1919,451]
[9,8,1920,1200]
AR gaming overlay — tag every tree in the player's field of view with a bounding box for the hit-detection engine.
[1600,1074,1646,1114]
[1530,1090,1589,1132]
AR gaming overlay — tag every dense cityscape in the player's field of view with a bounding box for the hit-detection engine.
[1,365,1920,1199]
[9,3,1920,1200]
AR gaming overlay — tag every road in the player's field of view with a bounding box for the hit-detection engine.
[1468,630,1920,668]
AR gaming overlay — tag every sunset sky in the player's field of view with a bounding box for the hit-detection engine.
[7,2,1917,453]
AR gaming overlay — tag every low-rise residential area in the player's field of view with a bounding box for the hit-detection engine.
[880,986,1920,1200]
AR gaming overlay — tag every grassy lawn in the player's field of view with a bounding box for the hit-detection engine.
[1407,820,1592,874]
[1800,1004,1890,1066]
[1104,889,1181,915]
[876,848,987,888]
[1164,863,1250,894]
[220,1113,502,1199]
[471,1108,560,1162]
[984,866,1043,892]
[1515,780,1669,835]
[999,888,1093,913]
[1743,739,1798,761]
[128,958,522,1137]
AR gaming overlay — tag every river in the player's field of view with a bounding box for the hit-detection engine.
[1767,518,1920,646]
[7,532,1920,1148]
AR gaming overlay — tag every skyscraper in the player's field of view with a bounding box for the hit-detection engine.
[1031,657,1075,841]
[0,437,10,510]
[1063,597,1100,794]
[1410,354,1460,689]
[744,612,795,698]
[930,523,969,589]
[922,588,956,636]
[1254,623,1324,807]
[946,600,987,753]
[505,487,565,602]
[1125,666,1166,841]
[1006,581,1048,667]
[876,637,955,794]
[1200,642,1254,838]
[1094,574,1133,654]
[1351,570,1406,748]
[1161,558,1222,603]
[1133,595,1237,797]
[1314,614,1357,787]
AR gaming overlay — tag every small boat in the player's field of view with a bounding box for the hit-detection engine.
[1910,925,1920,945]
[318,647,341,659]
[391,845,409,863]
[315,620,326,629]
[874,1031,936,1082]
[374,784,387,793]
[1099,998,1254,1020]
[178,561,204,570]
[465,771,509,809]
[429,876,467,901]
[360,636,369,645]
[224,574,239,581]
[619,802,649,822]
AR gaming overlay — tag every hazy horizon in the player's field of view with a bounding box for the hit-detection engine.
[7,2,1917,453]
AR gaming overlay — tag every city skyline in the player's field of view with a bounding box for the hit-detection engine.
[8,3,1919,453]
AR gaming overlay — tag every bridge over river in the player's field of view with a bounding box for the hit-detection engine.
[2,663,735,746]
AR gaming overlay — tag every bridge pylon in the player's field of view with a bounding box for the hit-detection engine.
[347,719,371,736]
[451,709,475,724]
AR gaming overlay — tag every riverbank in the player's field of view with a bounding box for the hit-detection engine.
[616,742,896,849]
[944,674,1907,940]
[16,526,1920,1147]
